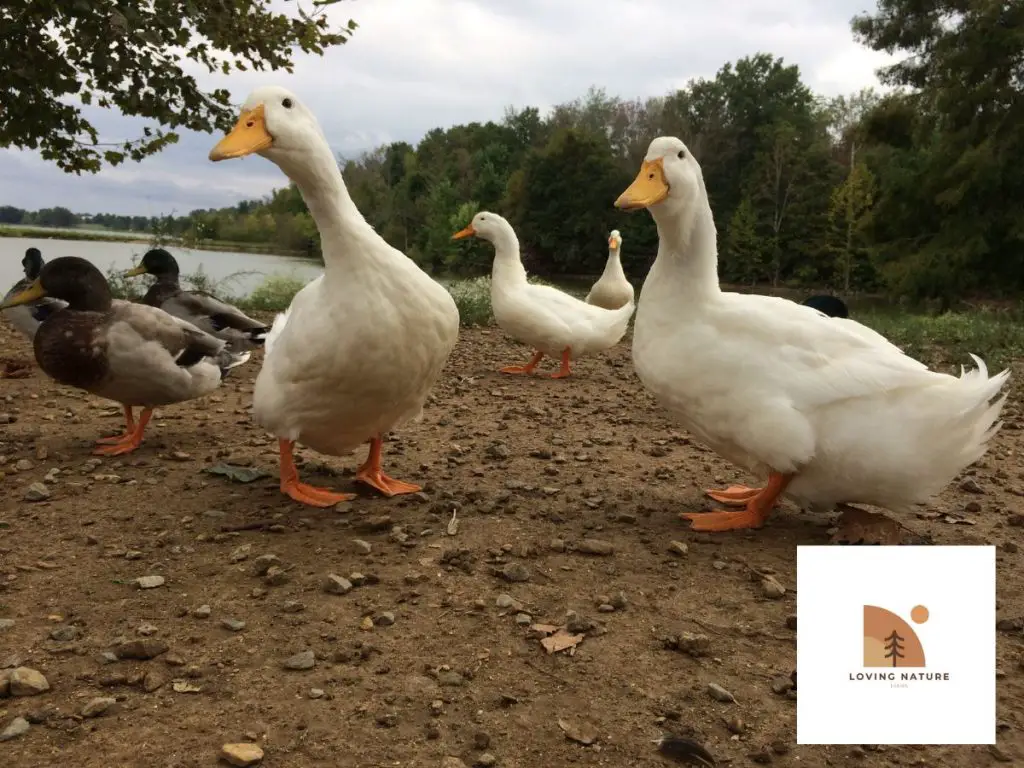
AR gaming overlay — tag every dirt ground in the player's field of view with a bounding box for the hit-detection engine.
[1,316,1023,768]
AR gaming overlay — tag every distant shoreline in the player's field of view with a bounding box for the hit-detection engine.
[0,225,306,257]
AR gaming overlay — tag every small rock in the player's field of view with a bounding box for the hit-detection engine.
[708,682,735,703]
[136,622,158,637]
[785,614,797,630]
[229,544,252,563]
[376,611,396,626]
[360,616,374,631]
[49,624,80,642]
[668,541,689,556]
[282,600,305,613]
[250,554,280,576]
[220,743,264,767]
[352,539,373,555]
[496,563,530,583]
[725,716,746,734]
[24,482,50,502]
[192,604,212,619]
[437,669,465,687]
[610,591,628,610]
[476,754,497,768]
[598,604,615,613]
[221,618,246,632]
[514,613,532,625]
[81,696,116,718]
[677,632,711,657]
[124,550,143,560]
[114,639,169,660]
[442,759,469,768]
[263,566,289,586]
[959,478,984,494]
[142,669,166,692]
[577,538,614,556]
[309,688,324,699]
[323,574,353,595]
[282,650,315,670]
[0,619,13,632]
[10,667,50,696]
[761,576,786,599]
[495,594,519,610]
[135,575,165,589]
[748,747,773,764]
[473,732,491,750]
[770,676,795,695]
[549,537,566,552]
[0,716,29,742]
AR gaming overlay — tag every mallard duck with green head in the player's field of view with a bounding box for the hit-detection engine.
[124,248,269,349]
[0,256,250,456]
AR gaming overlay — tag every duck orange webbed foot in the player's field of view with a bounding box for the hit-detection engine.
[705,484,762,506]
[684,472,793,532]
[92,407,151,456]
[95,405,136,445]
[278,438,355,508]
[355,436,422,497]
[500,350,544,375]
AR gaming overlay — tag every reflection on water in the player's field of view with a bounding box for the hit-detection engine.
[0,237,323,296]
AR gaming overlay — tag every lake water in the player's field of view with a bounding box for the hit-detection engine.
[1,237,324,297]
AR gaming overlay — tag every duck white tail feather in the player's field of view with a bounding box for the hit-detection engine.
[920,354,1010,496]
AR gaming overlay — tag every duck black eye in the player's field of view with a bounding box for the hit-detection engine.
[677,150,686,159]
[282,98,293,109]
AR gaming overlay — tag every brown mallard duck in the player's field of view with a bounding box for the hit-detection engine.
[125,248,269,349]
[0,256,250,456]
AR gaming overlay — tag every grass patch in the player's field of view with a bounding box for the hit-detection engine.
[0,225,147,243]
[855,307,1024,371]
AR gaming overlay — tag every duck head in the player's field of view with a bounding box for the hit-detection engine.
[124,248,179,280]
[608,230,622,252]
[1,256,111,313]
[451,211,514,244]
[22,248,43,280]
[208,86,328,174]
[615,137,705,215]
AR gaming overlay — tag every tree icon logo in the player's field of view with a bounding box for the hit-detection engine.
[863,605,929,668]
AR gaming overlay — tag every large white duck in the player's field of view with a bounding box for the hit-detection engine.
[452,212,634,378]
[614,136,1010,532]
[585,229,634,310]
[209,86,459,507]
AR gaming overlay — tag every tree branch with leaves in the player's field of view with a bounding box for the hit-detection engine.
[0,0,357,173]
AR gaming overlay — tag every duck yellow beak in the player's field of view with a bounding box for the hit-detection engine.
[451,225,476,240]
[0,278,46,309]
[615,158,669,210]
[123,265,147,278]
[209,104,273,161]
[608,237,617,248]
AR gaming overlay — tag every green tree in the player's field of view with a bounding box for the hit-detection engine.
[827,161,876,292]
[722,196,765,286]
[0,0,357,173]
[852,0,1024,301]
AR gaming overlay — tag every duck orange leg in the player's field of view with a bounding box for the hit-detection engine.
[356,435,422,497]
[279,438,355,507]
[548,347,572,379]
[95,405,136,445]
[500,350,544,375]
[93,408,153,456]
[683,472,793,531]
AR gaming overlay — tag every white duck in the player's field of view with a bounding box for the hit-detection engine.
[585,229,634,310]
[614,136,1010,532]
[209,86,459,508]
[452,212,634,378]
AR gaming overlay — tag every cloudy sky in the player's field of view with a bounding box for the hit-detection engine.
[0,0,895,217]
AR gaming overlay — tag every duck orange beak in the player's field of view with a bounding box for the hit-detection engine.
[615,158,669,210]
[209,104,273,161]
[451,224,476,240]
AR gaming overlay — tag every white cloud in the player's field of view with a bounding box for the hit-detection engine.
[0,0,899,216]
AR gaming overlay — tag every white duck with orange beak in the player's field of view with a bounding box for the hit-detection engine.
[615,136,1009,532]
[209,86,459,507]
[585,229,634,310]
[452,212,634,378]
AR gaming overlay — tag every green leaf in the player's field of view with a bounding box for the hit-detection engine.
[204,464,272,484]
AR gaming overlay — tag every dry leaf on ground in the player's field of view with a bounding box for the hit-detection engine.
[558,718,600,745]
[830,506,930,545]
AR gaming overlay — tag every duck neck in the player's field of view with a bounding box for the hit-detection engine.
[155,270,180,287]
[274,140,371,267]
[647,193,721,302]
[489,225,528,288]
[602,247,625,279]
